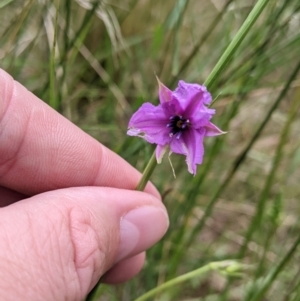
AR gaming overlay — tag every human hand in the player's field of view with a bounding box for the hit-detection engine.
[0,69,169,301]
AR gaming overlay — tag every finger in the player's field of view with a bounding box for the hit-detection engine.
[102,253,146,284]
[0,69,159,198]
[0,187,168,301]
[0,186,26,207]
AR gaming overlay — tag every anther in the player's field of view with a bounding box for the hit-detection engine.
[167,115,190,139]
[176,132,183,139]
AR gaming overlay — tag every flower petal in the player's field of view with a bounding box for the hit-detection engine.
[156,144,168,163]
[183,129,205,175]
[156,76,173,104]
[171,80,214,127]
[127,103,170,145]
[169,137,186,156]
[190,106,216,129]
[169,129,205,175]
[173,80,212,113]
[204,121,226,136]
[161,98,183,116]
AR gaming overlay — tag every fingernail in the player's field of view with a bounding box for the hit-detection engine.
[116,206,169,262]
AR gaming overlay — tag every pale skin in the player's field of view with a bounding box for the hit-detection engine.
[0,69,169,301]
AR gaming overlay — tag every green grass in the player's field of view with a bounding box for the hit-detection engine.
[1,0,300,300]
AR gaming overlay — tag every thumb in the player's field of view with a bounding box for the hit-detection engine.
[0,187,168,301]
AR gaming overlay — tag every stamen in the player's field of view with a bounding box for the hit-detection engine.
[167,115,191,139]
[176,132,183,139]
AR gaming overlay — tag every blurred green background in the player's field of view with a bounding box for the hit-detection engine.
[1,0,300,300]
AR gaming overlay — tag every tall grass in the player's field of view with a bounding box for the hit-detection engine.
[1,0,300,300]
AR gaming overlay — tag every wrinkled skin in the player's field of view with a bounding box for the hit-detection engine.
[0,69,169,301]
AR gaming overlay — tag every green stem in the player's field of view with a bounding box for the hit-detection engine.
[249,233,300,301]
[169,0,233,87]
[136,151,158,191]
[238,60,300,258]
[204,0,271,91]
[49,0,60,110]
[135,0,271,192]
[132,261,236,301]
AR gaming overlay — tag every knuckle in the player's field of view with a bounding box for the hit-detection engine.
[66,205,111,293]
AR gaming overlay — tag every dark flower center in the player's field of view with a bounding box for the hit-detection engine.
[167,115,190,139]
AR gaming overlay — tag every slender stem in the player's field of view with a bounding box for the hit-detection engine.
[238,59,300,258]
[204,0,271,91]
[49,0,60,110]
[249,233,300,301]
[169,0,233,87]
[132,261,237,301]
[136,151,158,191]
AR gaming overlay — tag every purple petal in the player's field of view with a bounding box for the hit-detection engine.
[173,80,212,113]
[190,106,216,129]
[156,76,173,104]
[204,121,226,136]
[169,138,186,156]
[170,80,214,128]
[161,98,183,116]
[169,129,205,175]
[183,129,205,174]
[127,103,171,145]
[156,144,168,163]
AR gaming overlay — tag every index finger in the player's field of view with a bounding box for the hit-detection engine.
[0,69,159,198]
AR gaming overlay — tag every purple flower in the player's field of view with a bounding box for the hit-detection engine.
[127,78,225,175]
